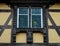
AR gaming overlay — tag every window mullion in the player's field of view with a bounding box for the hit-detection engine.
[30,9,32,28]
[28,8,29,28]
[28,7,31,28]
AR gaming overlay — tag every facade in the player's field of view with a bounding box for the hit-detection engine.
[0,0,60,46]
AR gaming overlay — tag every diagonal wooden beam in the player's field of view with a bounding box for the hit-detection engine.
[48,13,60,36]
[0,13,12,36]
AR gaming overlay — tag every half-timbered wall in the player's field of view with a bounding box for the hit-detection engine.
[0,3,60,44]
[49,3,60,43]
[0,3,11,43]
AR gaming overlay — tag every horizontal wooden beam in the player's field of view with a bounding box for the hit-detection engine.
[0,9,11,12]
[49,26,60,29]
[49,9,60,12]
[16,28,43,33]
[0,25,12,29]
[0,43,60,46]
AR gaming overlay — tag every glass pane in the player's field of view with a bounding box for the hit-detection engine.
[19,15,28,28]
[19,8,28,14]
[32,8,41,14]
[32,15,41,28]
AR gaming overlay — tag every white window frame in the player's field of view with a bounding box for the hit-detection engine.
[17,7,43,28]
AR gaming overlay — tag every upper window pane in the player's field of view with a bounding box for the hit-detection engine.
[31,8,41,14]
[19,8,28,14]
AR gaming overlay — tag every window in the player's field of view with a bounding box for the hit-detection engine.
[17,8,29,28]
[17,7,43,28]
[31,8,43,28]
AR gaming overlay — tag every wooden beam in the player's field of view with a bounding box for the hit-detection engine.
[0,13,12,36]
[49,26,60,29]
[48,13,60,36]
[0,25,11,29]
[0,9,11,12]
[49,9,60,12]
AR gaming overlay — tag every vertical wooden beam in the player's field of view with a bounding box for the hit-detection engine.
[43,7,49,44]
[11,6,16,44]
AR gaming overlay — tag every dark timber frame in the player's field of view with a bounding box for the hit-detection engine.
[0,0,60,46]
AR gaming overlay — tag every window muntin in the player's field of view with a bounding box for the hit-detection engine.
[17,7,43,28]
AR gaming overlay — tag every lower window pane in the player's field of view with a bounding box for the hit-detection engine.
[19,15,28,28]
[32,15,41,28]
